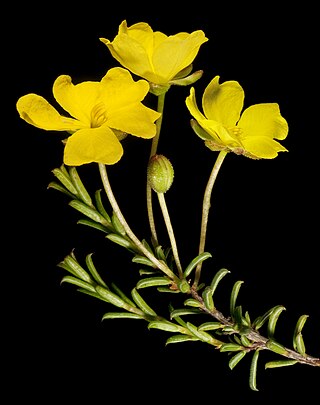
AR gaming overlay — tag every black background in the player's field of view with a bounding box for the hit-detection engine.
[9,3,319,402]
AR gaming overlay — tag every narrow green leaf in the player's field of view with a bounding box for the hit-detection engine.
[184,252,212,277]
[60,254,92,283]
[155,245,167,261]
[48,181,76,198]
[265,360,298,369]
[230,280,244,317]
[210,268,231,295]
[102,312,144,320]
[166,335,199,344]
[266,339,288,355]
[142,239,154,254]
[293,314,309,355]
[131,288,157,316]
[60,275,96,292]
[240,335,252,347]
[52,166,78,195]
[157,287,180,293]
[136,277,171,289]
[94,189,111,222]
[106,233,136,251]
[132,255,156,267]
[85,253,108,288]
[184,298,202,308]
[77,219,110,233]
[202,286,214,311]
[229,351,247,370]
[69,200,110,226]
[186,322,218,344]
[68,166,92,206]
[111,283,136,307]
[95,285,128,309]
[220,343,243,352]
[178,279,190,293]
[198,322,223,331]
[267,305,286,338]
[249,350,260,391]
[171,308,202,318]
[252,306,278,330]
[111,211,126,235]
[148,321,182,333]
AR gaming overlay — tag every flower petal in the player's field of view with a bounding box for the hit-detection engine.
[202,76,244,127]
[238,103,289,141]
[241,136,288,159]
[101,21,208,84]
[63,126,123,166]
[100,67,150,110]
[107,103,160,138]
[152,30,208,83]
[186,87,207,122]
[53,75,101,125]
[16,94,83,131]
[100,21,154,82]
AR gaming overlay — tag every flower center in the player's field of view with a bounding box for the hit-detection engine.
[91,102,107,128]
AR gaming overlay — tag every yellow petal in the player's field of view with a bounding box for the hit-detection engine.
[101,21,208,84]
[16,94,83,131]
[241,136,288,159]
[53,75,101,125]
[202,76,244,127]
[238,103,289,141]
[107,103,160,138]
[185,87,207,122]
[63,126,123,166]
[100,67,150,110]
[152,30,208,83]
[100,21,153,82]
[186,87,240,146]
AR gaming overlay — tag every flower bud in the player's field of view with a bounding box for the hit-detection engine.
[147,154,174,193]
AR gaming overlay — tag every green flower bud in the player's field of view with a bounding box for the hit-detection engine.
[147,154,174,193]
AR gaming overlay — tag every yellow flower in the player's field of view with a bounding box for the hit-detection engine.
[16,67,161,166]
[100,20,208,86]
[186,75,289,159]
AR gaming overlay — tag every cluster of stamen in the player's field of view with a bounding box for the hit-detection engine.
[91,102,107,128]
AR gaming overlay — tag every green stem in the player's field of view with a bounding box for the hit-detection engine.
[98,163,178,282]
[147,92,166,246]
[157,192,183,277]
[193,150,228,288]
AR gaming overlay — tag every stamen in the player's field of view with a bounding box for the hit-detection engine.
[91,102,107,128]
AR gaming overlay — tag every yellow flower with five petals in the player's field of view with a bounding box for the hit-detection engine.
[186,75,289,159]
[16,67,161,166]
[100,20,208,87]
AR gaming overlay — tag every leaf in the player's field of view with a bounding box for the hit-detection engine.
[166,335,199,345]
[85,253,108,287]
[48,181,76,198]
[111,211,126,235]
[229,351,247,370]
[202,286,214,311]
[249,350,260,391]
[106,233,137,251]
[170,308,202,318]
[69,200,110,226]
[293,314,309,355]
[136,277,171,289]
[267,305,286,338]
[131,288,157,316]
[148,321,183,333]
[220,343,243,352]
[230,280,244,317]
[132,255,156,267]
[95,285,128,309]
[58,254,92,283]
[183,298,202,308]
[52,165,78,195]
[94,189,111,222]
[183,252,212,277]
[60,275,96,292]
[265,360,298,369]
[198,322,223,331]
[77,219,110,233]
[68,166,92,206]
[102,312,144,320]
[210,268,230,295]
